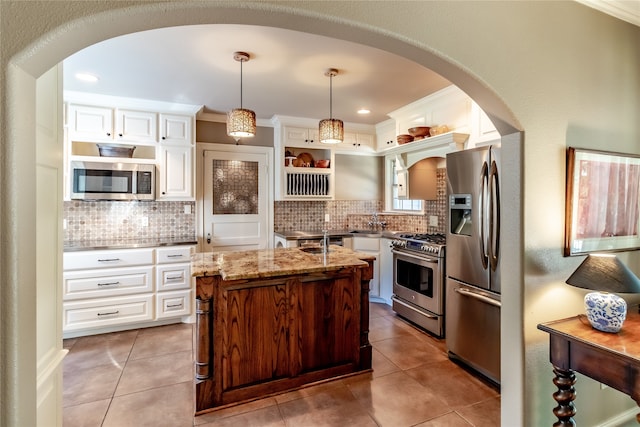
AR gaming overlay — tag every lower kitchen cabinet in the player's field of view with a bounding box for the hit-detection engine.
[379,238,394,305]
[352,237,380,300]
[62,245,195,337]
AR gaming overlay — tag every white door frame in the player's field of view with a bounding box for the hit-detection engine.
[195,142,274,252]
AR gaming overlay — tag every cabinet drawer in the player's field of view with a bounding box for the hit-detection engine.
[63,294,154,332]
[64,248,154,271]
[156,290,191,319]
[63,266,154,300]
[156,263,191,291]
[156,246,193,264]
[352,237,380,251]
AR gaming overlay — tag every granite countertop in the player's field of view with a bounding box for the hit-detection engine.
[191,245,375,281]
[63,237,198,252]
[274,229,405,240]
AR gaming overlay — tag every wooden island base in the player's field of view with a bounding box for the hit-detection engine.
[191,248,374,414]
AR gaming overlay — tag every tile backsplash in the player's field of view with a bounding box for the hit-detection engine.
[275,168,447,234]
[64,201,196,242]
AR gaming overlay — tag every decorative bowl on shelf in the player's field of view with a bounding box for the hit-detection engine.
[97,144,136,158]
[315,159,330,168]
[397,134,414,145]
[429,125,449,136]
[408,126,431,139]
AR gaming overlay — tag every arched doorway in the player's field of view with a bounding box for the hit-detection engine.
[2,2,523,425]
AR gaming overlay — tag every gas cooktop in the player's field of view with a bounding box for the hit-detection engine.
[391,232,446,257]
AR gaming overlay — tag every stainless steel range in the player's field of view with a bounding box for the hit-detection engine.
[390,233,446,337]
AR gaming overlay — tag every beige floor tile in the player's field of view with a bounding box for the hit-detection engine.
[63,330,137,374]
[415,411,474,427]
[63,363,123,407]
[372,335,448,371]
[347,370,450,427]
[405,359,499,409]
[369,302,394,319]
[194,397,278,425]
[368,315,414,342]
[115,350,193,396]
[62,398,110,427]
[198,405,285,427]
[103,381,193,427]
[370,347,401,378]
[278,383,377,426]
[129,323,193,360]
[455,396,501,427]
[274,378,345,404]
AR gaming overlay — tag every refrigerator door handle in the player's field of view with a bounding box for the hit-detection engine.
[454,287,502,308]
[489,160,500,271]
[480,161,489,269]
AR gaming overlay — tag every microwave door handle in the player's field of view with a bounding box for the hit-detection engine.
[490,160,500,271]
[480,161,489,269]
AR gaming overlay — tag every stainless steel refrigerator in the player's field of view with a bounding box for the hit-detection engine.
[445,144,501,385]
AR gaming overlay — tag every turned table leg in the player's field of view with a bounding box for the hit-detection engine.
[552,365,576,427]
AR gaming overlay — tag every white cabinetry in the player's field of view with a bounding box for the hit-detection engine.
[155,246,193,319]
[62,245,195,338]
[336,132,376,154]
[379,238,394,305]
[157,114,194,200]
[272,118,335,200]
[284,126,319,145]
[64,96,200,201]
[352,237,380,300]
[376,119,397,151]
[68,104,157,144]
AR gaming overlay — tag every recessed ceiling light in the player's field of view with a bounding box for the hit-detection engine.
[75,72,99,83]
[357,108,370,115]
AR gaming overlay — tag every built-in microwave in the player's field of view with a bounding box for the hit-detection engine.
[70,161,155,201]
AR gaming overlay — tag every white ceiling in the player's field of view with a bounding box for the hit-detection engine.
[63,24,452,126]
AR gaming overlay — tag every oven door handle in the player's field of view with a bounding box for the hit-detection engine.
[391,249,439,264]
[391,296,438,319]
[454,287,502,308]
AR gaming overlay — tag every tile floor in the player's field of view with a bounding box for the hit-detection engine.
[63,302,500,426]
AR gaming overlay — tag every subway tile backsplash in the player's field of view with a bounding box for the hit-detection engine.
[64,200,196,243]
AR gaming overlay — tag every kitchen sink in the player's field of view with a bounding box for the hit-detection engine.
[299,246,329,254]
[348,230,383,238]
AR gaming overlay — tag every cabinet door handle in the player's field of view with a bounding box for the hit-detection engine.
[97,281,120,287]
[206,233,211,244]
[167,254,183,258]
[97,258,120,262]
[166,303,183,308]
[97,310,119,316]
[166,275,184,280]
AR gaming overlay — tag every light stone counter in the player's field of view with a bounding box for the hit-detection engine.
[191,245,374,281]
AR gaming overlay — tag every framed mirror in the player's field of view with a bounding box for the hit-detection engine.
[565,147,640,256]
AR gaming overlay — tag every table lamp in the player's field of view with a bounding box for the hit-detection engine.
[565,253,640,333]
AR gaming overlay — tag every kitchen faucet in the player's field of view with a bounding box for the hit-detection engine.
[367,212,387,231]
[322,229,329,254]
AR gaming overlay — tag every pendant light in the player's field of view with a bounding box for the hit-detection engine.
[319,68,344,144]
[227,51,256,139]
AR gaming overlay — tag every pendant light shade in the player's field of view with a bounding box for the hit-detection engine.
[227,52,256,139]
[319,68,343,144]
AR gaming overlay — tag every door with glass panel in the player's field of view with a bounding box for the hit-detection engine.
[202,150,268,251]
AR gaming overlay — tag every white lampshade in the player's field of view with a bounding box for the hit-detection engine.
[319,118,343,144]
[227,108,256,138]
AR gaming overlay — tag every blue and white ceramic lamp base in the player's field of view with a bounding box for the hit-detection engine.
[584,292,627,333]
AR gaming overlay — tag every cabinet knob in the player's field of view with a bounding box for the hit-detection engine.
[162,136,166,140]
[106,132,111,137]
[162,191,166,195]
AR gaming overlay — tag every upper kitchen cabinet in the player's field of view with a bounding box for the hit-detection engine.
[272,116,335,200]
[376,119,397,151]
[68,104,158,144]
[377,85,499,152]
[159,114,192,145]
[336,131,376,154]
[63,92,202,201]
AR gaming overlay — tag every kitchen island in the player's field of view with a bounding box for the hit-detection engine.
[191,246,375,414]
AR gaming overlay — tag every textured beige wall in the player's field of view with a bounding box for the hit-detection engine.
[2,1,639,426]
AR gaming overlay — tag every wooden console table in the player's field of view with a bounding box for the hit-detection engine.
[538,308,640,426]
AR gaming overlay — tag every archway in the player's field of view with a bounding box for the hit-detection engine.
[3,2,523,425]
